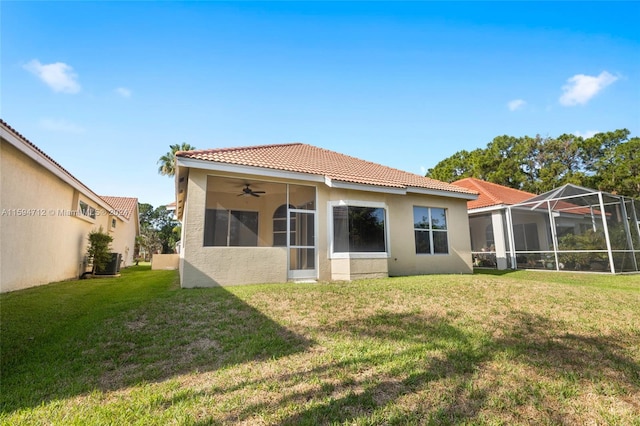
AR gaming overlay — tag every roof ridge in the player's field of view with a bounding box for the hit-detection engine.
[176,142,303,157]
[303,143,434,181]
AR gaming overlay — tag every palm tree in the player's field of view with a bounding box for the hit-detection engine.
[157,143,196,177]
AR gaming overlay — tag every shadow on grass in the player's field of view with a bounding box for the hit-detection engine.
[3,267,638,423]
[188,310,639,425]
[473,268,518,276]
[0,265,312,414]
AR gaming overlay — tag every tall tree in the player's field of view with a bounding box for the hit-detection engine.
[592,136,640,197]
[136,202,180,255]
[426,129,638,197]
[157,142,196,177]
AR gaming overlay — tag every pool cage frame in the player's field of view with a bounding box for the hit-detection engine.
[502,184,640,274]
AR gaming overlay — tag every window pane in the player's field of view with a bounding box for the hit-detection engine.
[349,207,386,252]
[273,218,287,232]
[273,233,287,247]
[431,208,447,230]
[433,231,449,254]
[333,206,349,253]
[204,209,229,246]
[333,206,386,253]
[273,204,288,219]
[415,230,430,254]
[414,206,449,255]
[413,206,430,229]
[230,211,258,246]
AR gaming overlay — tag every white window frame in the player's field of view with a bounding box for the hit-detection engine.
[79,200,96,220]
[328,200,390,259]
[414,206,450,256]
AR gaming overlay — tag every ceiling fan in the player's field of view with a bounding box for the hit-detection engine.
[238,184,266,197]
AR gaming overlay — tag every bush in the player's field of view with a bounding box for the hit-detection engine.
[87,227,113,274]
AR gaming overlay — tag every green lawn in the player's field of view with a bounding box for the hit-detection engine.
[1,266,639,425]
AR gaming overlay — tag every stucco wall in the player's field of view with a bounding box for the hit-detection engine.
[330,258,388,281]
[108,215,138,267]
[151,253,180,270]
[1,141,110,292]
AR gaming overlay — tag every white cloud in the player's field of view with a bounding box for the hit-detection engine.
[116,87,132,98]
[559,71,617,106]
[23,59,81,94]
[507,99,526,111]
[39,118,85,134]
[574,130,599,139]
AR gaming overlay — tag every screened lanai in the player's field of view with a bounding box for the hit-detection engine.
[506,184,640,273]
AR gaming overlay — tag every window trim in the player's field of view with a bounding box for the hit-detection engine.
[414,206,450,256]
[328,200,390,259]
[78,200,96,220]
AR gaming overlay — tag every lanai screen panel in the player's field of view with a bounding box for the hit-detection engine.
[508,184,639,273]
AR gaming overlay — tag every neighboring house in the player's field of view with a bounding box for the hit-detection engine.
[453,177,640,273]
[166,201,177,218]
[453,177,534,269]
[0,120,139,292]
[100,196,140,267]
[175,143,478,287]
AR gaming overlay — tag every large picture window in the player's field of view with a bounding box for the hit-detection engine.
[414,206,449,254]
[204,209,258,247]
[333,205,386,253]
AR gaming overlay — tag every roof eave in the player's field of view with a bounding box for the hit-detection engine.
[326,178,407,195]
[407,186,478,201]
[468,204,509,214]
[176,156,478,200]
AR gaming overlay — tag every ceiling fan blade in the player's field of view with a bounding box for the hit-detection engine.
[250,192,260,197]
[253,191,266,194]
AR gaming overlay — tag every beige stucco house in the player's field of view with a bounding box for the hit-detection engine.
[0,120,139,292]
[175,143,478,287]
[100,196,140,267]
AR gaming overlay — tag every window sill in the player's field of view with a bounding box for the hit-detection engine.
[330,252,389,259]
[73,214,96,224]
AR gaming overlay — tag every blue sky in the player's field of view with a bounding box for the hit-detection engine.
[2,1,639,208]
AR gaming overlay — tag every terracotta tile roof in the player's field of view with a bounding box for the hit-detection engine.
[100,196,138,220]
[452,177,534,209]
[177,143,476,196]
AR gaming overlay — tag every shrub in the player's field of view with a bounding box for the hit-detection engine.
[87,227,113,274]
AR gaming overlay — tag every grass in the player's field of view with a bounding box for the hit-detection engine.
[1,266,639,425]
